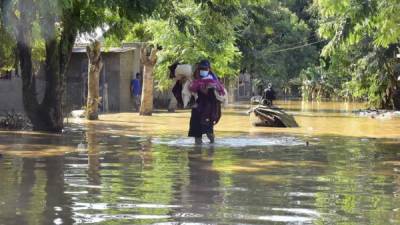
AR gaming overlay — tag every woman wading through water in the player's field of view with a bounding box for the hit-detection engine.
[188,60,226,144]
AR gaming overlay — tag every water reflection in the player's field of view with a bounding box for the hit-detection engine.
[178,145,223,223]
[0,157,73,225]
[86,124,101,195]
[0,101,399,224]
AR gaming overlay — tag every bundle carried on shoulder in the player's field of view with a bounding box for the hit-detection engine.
[170,63,229,108]
[174,64,193,80]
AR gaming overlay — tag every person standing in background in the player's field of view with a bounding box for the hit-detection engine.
[262,82,276,106]
[130,72,142,112]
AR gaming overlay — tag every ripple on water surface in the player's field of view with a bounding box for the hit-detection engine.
[152,136,305,147]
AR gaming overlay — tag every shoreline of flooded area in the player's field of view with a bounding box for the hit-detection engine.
[0,100,400,225]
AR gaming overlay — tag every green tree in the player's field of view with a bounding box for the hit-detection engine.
[237,0,319,95]
[114,0,243,91]
[314,0,400,109]
[0,0,162,131]
[109,0,321,99]
[0,3,16,74]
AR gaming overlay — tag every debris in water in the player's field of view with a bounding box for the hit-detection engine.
[355,109,400,119]
[71,110,86,118]
[249,105,299,127]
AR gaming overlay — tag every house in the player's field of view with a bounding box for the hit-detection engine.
[0,43,143,115]
[65,44,142,113]
[1,41,252,115]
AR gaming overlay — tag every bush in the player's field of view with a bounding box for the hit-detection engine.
[0,111,31,130]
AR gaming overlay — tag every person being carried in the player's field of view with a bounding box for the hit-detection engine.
[130,72,142,112]
[188,60,225,144]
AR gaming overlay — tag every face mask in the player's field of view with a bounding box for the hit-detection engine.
[199,70,209,77]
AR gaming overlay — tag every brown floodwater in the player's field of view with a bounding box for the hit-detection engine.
[0,100,399,225]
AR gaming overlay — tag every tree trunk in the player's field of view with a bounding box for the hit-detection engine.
[16,0,77,132]
[86,124,101,194]
[16,0,42,130]
[139,46,158,116]
[39,38,64,131]
[86,40,103,120]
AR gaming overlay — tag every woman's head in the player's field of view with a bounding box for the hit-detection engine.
[198,60,211,78]
[199,59,210,70]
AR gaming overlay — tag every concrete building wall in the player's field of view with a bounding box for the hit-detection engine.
[65,53,87,112]
[2,45,144,115]
[122,43,142,75]
[132,48,141,75]
[119,51,135,112]
[64,52,134,113]
[0,77,47,115]
[103,53,121,112]
[0,78,24,114]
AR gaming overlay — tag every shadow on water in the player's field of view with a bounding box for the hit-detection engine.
[0,101,400,224]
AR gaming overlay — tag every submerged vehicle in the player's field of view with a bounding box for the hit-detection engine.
[248,101,298,127]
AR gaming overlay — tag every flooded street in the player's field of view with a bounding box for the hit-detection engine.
[0,101,400,225]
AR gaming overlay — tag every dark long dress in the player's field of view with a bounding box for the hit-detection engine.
[172,80,184,108]
[188,88,221,138]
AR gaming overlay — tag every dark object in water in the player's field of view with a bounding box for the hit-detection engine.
[249,105,299,127]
